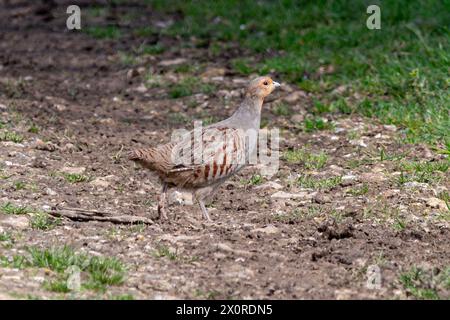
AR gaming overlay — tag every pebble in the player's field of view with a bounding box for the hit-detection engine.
[60,166,86,175]
[283,91,307,103]
[255,181,283,190]
[158,58,187,66]
[0,215,29,230]
[425,197,447,211]
[252,224,280,235]
[271,191,314,200]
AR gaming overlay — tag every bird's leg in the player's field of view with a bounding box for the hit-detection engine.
[157,183,168,220]
[198,199,212,222]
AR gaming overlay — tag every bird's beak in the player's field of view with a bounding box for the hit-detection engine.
[273,81,281,88]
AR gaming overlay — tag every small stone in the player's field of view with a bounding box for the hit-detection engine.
[62,143,77,152]
[283,91,307,103]
[341,174,358,186]
[255,181,283,190]
[291,114,304,123]
[54,104,66,111]
[350,139,367,148]
[61,166,86,175]
[271,191,314,200]
[134,83,147,93]
[200,67,226,79]
[158,58,187,67]
[0,215,29,230]
[34,139,57,152]
[252,224,280,235]
[383,125,397,132]
[0,103,7,110]
[360,172,386,183]
[314,193,331,204]
[425,197,447,211]
[404,181,428,190]
[90,175,118,189]
[126,68,139,79]
[168,190,193,205]
[46,188,57,196]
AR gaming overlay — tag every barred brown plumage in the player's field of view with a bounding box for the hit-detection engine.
[130,76,280,221]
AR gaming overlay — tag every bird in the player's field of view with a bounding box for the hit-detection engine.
[129,76,281,221]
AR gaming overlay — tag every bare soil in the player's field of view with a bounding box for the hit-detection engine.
[0,1,448,299]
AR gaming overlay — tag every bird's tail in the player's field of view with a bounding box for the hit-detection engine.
[129,147,172,173]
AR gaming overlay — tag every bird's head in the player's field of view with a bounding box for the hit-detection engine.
[246,76,281,100]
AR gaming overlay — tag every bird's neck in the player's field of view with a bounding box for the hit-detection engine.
[232,96,263,127]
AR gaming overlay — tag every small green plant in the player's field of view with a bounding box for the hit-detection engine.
[396,160,448,185]
[13,181,26,191]
[0,232,13,248]
[139,43,165,55]
[302,117,333,132]
[273,103,292,116]
[133,26,156,37]
[153,244,178,261]
[347,184,369,196]
[28,124,39,134]
[0,131,24,143]
[283,148,328,169]
[231,58,254,75]
[399,267,449,300]
[392,216,407,231]
[169,77,216,99]
[30,212,61,231]
[243,174,263,186]
[297,175,342,190]
[1,202,29,215]
[1,246,127,293]
[437,191,450,211]
[63,173,88,183]
[85,26,121,39]
[118,51,136,66]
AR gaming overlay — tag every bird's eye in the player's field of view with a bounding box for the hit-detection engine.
[263,81,268,86]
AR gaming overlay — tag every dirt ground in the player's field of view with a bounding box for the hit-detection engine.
[0,1,448,299]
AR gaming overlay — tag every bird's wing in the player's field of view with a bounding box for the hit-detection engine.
[168,126,248,186]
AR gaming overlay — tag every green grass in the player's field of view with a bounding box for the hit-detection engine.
[63,173,89,183]
[148,0,449,147]
[302,116,334,132]
[347,183,369,196]
[133,26,157,37]
[30,212,61,231]
[242,174,263,186]
[84,26,122,39]
[153,244,179,260]
[0,232,13,248]
[272,102,292,116]
[13,181,26,191]
[396,160,449,185]
[28,124,40,134]
[437,191,450,211]
[1,246,126,293]
[399,267,450,300]
[1,202,29,215]
[169,77,216,98]
[138,43,165,55]
[297,175,342,190]
[283,148,328,169]
[0,131,24,143]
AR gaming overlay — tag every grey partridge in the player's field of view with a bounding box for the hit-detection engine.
[129,76,280,221]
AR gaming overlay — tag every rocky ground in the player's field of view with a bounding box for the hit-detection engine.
[0,1,448,299]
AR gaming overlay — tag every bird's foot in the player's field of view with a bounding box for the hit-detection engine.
[157,204,168,220]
